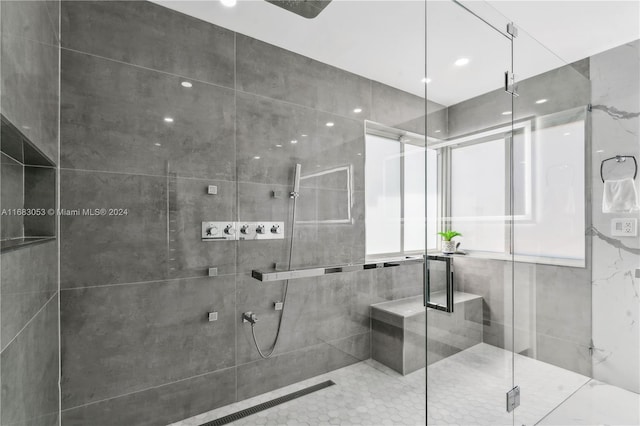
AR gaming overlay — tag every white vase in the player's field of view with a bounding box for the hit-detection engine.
[442,240,457,254]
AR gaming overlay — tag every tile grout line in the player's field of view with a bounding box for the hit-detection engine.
[533,378,592,425]
[59,47,375,125]
[0,292,58,355]
[57,167,364,191]
[61,365,238,414]
[62,331,370,415]
[59,273,239,292]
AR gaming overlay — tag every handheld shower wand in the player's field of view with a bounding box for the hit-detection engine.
[248,164,302,359]
[290,163,301,199]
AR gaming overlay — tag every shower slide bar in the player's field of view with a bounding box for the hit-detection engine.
[251,255,424,282]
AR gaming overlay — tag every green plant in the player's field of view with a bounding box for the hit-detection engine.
[438,230,462,241]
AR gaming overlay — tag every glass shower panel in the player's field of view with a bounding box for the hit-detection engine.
[509,21,594,426]
[425,1,515,424]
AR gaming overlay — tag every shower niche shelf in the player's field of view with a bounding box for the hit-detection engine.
[0,115,56,253]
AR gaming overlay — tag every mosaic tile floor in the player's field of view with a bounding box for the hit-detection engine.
[172,343,593,426]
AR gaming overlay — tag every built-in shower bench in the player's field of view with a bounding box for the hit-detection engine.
[370,291,483,375]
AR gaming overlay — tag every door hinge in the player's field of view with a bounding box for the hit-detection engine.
[507,22,518,37]
[506,386,520,413]
[504,71,519,97]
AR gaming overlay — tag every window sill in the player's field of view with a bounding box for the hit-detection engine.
[426,249,585,268]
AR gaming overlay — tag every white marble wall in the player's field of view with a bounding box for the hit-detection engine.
[590,40,640,394]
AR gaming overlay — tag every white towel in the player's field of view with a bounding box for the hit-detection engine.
[602,177,640,213]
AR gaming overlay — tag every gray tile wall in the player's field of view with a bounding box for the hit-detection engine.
[59,2,425,424]
[0,0,60,424]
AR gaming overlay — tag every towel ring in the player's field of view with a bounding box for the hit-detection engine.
[600,155,637,183]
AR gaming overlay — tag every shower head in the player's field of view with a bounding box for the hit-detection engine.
[291,163,302,198]
[265,0,332,19]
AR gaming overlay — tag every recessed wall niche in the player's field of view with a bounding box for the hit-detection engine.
[1,115,56,252]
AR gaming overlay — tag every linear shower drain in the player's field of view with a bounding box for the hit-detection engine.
[200,380,336,426]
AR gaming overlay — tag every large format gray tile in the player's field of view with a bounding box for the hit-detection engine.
[169,177,237,278]
[536,333,592,377]
[1,296,59,426]
[1,240,58,350]
[448,61,590,138]
[236,34,371,118]
[372,262,424,303]
[61,1,235,87]
[235,274,319,365]
[371,81,426,134]
[61,275,236,409]
[60,169,167,288]
[534,264,591,345]
[235,92,364,190]
[61,49,235,179]
[61,367,236,426]
[236,333,369,401]
[1,33,59,163]
[1,1,58,46]
[313,271,372,343]
[0,154,24,239]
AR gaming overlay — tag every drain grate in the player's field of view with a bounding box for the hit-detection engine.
[200,380,336,426]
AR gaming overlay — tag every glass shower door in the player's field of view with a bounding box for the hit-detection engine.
[425,1,516,424]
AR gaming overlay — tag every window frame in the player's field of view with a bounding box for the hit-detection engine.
[430,108,587,267]
[364,121,431,259]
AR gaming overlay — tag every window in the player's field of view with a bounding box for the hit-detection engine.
[443,107,586,265]
[365,108,586,266]
[365,126,437,256]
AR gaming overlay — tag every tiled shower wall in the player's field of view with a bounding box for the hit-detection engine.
[58,2,429,424]
[0,1,60,425]
[590,40,640,393]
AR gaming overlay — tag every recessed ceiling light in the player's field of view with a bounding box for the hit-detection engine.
[290,140,298,144]
[164,117,174,123]
[326,122,334,127]
[220,0,237,7]
[181,81,192,88]
[501,111,512,115]
[275,144,282,148]
[301,134,308,137]
[154,143,162,146]
[353,108,362,113]
[357,153,362,156]
[454,58,470,66]
[253,156,261,160]
[535,99,548,104]
[421,77,432,84]
[435,130,441,133]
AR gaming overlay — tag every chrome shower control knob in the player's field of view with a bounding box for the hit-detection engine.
[206,225,218,236]
[271,225,282,234]
[256,225,266,234]
[224,224,235,235]
[240,224,250,234]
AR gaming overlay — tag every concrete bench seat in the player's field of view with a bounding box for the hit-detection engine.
[370,291,483,375]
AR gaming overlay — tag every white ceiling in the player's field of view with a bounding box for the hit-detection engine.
[153,0,640,106]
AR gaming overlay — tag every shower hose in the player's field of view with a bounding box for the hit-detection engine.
[250,191,298,359]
